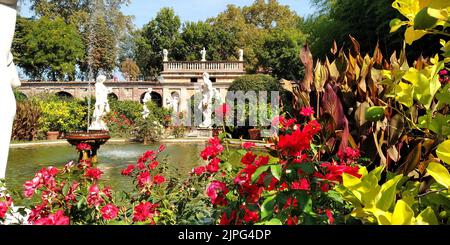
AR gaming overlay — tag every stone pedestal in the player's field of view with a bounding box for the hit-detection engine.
[186,128,213,138]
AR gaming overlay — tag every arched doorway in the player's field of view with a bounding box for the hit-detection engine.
[140,91,162,107]
[108,92,119,101]
[55,91,73,99]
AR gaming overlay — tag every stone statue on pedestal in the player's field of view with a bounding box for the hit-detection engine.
[89,75,111,131]
[163,49,168,62]
[200,48,206,62]
[0,0,19,180]
[239,49,244,61]
[142,88,152,119]
[166,92,180,114]
[198,72,215,128]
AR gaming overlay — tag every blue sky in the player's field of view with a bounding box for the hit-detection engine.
[20,0,316,28]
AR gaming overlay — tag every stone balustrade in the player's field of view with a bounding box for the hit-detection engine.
[163,61,244,72]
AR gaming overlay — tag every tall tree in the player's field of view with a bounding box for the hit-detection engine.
[134,8,182,79]
[120,58,140,81]
[12,16,85,81]
[29,0,132,77]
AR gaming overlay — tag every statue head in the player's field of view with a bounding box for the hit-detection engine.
[96,75,107,84]
[147,87,153,93]
[203,72,209,79]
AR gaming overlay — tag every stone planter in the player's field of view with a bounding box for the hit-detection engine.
[46,131,60,141]
[248,128,261,140]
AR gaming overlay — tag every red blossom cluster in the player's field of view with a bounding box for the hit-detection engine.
[133,201,159,223]
[76,143,92,152]
[192,137,225,176]
[105,111,133,127]
[0,196,12,220]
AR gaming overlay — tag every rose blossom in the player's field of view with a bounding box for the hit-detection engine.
[101,204,119,220]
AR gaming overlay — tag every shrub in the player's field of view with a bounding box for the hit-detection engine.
[109,100,142,123]
[135,101,171,143]
[12,100,41,141]
[228,74,280,94]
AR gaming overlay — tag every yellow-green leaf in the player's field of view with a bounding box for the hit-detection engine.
[394,82,414,107]
[391,200,415,225]
[437,140,450,165]
[404,27,427,45]
[416,207,438,225]
[427,162,450,188]
[376,175,403,211]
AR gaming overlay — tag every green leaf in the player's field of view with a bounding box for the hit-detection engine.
[262,218,282,225]
[389,18,407,32]
[376,175,403,211]
[416,207,438,225]
[270,164,282,181]
[298,191,313,214]
[394,82,414,107]
[403,67,441,108]
[391,200,414,225]
[437,140,450,165]
[237,149,247,155]
[251,165,270,183]
[427,162,450,188]
[261,195,276,220]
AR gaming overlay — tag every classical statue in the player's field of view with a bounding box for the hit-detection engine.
[239,49,244,61]
[198,72,215,128]
[89,75,111,131]
[0,0,20,180]
[163,49,169,62]
[166,92,180,114]
[200,47,206,62]
[142,88,152,119]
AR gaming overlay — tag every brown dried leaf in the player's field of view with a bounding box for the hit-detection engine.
[300,44,313,93]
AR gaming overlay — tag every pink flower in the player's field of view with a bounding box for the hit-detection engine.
[242,142,256,150]
[34,210,70,225]
[0,201,10,219]
[121,164,135,176]
[84,168,103,180]
[300,106,315,117]
[207,181,229,206]
[87,184,104,207]
[215,103,231,119]
[153,175,165,185]
[206,158,220,173]
[158,145,165,153]
[101,204,119,220]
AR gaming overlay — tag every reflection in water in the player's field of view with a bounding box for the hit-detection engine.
[6,142,206,202]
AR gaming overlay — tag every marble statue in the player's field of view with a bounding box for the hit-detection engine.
[200,47,206,62]
[0,0,19,180]
[142,88,152,119]
[239,49,244,61]
[89,75,111,131]
[166,92,180,114]
[198,72,215,128]
[163,49,168,62]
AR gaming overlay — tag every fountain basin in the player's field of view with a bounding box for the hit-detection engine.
[65,130,111,163]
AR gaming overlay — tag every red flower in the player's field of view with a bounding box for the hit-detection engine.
[206,158,220,173]
[158,144,165,153]
[300,106,315,117]
[34,210,70,225]
[153,175,165,185]
[133,202,158,223]
[76,143,92,152]
[292,178,310,190]
[277,127,311,156]
[287,215,299,225]
[243,208,259,223]
[87,184,104,207]
[137,171,151,188]
[326,209,335,224]
[219,211,237,225]
[337,147,360,162]
[241,152,257,165]
[121,164,135,176]
[101,204,119,220]
[242,142,256,150]
[84,168,103,180]
[320,161,361,183]
[0,201,11,219]
[149,161,159,170]
[207,181,229,206]
[200,137,224,160]
[193,166,206,176]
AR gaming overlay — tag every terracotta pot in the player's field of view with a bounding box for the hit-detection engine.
[248,128,261,140]
[46,131,60,141]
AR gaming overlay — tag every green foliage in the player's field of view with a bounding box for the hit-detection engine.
[135,101,171,143]
[13,16,84,80]
[32,95,87,133]
[109,100,142,123]
[228,74,280,92]
[120,58,140,81]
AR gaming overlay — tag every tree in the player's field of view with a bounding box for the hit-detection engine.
[257,28,306,80]
[29,0,132,77]
[120,58,140,81]
[134,8,181,79]
[12,17,85,81]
